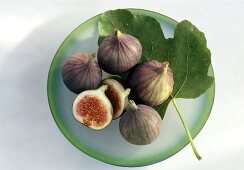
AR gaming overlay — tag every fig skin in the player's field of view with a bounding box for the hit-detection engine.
[62,53,102,94]
[119,100,162,145]
[101,78,130,119]
[128,60,174,106]
[97,31,142,74]
[72,85,113,130]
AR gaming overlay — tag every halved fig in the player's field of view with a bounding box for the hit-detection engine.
[72,85,113,130]
[101,78,130,119]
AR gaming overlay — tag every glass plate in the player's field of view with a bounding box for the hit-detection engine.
[47,9,215,167]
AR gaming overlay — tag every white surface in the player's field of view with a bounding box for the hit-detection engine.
[0,0,243,170]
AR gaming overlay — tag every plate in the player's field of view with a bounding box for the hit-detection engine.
[47,9,215,166]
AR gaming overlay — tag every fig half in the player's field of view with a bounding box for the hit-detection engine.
[72,85,113,130]
[97,31,142,74]
[129,60,174,106]
[101,78,130,119]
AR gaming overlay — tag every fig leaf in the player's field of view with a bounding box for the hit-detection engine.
[98,10,214,118]
[98,9,215,160]
[98,9,167,62]
[153,98,171,119]
[167,20,214,99]
[157,21,214,118]
[98,9,134,45]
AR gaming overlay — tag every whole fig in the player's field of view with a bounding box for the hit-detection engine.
[119,100,162,145]
[73,85,113,130]
[97,31,142,74]
[129,60,174,106]
[101,78,130,119]
[62,53,102,94]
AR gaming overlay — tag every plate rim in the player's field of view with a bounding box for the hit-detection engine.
[47,8,215,167]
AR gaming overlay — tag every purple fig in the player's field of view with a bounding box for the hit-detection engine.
[97,31,142,74]
[119,100,162,145]
[129,60,174,106]
[62,53,102,94]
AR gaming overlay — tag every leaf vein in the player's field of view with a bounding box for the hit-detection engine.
[144,22,154,60]
[174,30,190,97]
[104,15,117,31]
[156,99,170,112]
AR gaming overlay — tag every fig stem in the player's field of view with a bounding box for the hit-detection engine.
[171,97,202,160]
[125,88,131,96]
[115,30,122,38]
[99,85,108,92]
[162,61,169,68]
[90,53,96,61]
[91,52,96,58]
[128,100,138,111]
[162,61,169,74]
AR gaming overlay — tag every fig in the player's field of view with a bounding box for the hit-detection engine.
[97,31,142,74]
[119,100,162,145]
[62,53,102,94]
[129,60,174,106]
[101,78,130,119]
[72,85,113,130]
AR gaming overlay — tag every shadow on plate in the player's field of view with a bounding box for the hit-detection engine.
[0,14,128,169]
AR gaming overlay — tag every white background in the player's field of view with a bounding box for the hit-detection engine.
[0,0,244,169]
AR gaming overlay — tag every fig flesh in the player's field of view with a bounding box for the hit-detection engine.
[129,60,174,106]
[72,85,113,130]
[101,78,130,119]
[119,100,162,145]
[62,53,102,94]
[97,31,142,74]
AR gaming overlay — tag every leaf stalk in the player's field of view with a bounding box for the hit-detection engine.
[171,97,202,160]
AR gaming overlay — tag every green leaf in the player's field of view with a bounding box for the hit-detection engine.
[153,98,171,119]
[97,10,214,159]
[167,20,214,98]
[98,9,134,44]
[98,9,167,62]
[156,21,214,117]
[130,15,167,62]
[98,10,214,118]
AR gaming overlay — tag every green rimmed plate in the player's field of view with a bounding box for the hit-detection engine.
[47,9,215,167]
